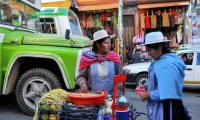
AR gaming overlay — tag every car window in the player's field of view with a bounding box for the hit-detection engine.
[197,53,200,65]
[179,53,194,65]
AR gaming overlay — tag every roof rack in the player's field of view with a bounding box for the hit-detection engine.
[177,44,200,50]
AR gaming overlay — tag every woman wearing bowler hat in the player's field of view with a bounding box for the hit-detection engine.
[135,32,191,120]
[77,30,123,96]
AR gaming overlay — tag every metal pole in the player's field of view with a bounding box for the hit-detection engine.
[118,0,124,63]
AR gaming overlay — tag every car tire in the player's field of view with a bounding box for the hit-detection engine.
[135,74,148,87]
[15,68,62,116]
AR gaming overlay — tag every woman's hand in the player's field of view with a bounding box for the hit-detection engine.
[140,92,150,101]
[135,85,146,96]
[80,82,88,93]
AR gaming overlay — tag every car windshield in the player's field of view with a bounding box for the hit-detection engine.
[0,0,39,31]
[68,9,81,35]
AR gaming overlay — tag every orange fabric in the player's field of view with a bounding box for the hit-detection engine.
[150,15,156,28]
[87,16,94,28]
[140,15,145,28]
[162,13,169,27]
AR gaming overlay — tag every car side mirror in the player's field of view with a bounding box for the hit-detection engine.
[65,29,70,40]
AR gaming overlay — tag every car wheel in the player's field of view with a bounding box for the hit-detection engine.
[135,74,148,87]
[15,68,62,116]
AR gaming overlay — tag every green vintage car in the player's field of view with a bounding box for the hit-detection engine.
[0,0,91,116]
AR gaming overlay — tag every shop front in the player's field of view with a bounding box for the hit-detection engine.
[124,0,191,52]
[76,0,119,51]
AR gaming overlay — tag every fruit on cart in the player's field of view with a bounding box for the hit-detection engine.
[41,114,49,120]
[33,89,70,120]
[49,114,57,120]
[40,103,49,114]
[49,104,58,113]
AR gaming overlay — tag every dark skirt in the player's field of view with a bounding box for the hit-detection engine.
[163,99,191,120]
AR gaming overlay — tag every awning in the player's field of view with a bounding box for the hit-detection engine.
[76,0,118,11]
[78,3,118,11]
[138,1,189,9]
[41,0,71,8]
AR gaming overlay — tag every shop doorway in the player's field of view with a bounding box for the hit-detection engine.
[123,15,134,62]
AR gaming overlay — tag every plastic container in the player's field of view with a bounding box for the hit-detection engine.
[104,115,111,120]
[68,91,108,106]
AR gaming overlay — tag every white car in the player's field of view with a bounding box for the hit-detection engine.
[123,49,200,86]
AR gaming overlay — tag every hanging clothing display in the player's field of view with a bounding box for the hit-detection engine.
[169,14,174,27]
[94,15,102,28]
[150,14,156,28]
[145,14,151,28]
[100,12,108,21]
[174,10,178,24]
[162,12,169,27]
[82,13,87,28]
[105,23,110,33]
[140,14,145,28]
[136,30,145,43]
[177,27,183,43]
[156,14,162,28]
[87,15,94,28]
[111,14,118,26]
[137,5,189,46]
[78,9,118,43]
[178,9,183,24]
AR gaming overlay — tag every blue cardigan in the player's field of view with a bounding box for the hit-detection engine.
[148,53,186,100]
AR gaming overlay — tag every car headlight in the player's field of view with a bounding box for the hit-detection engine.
[123,69,131,74]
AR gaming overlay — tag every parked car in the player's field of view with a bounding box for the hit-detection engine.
[123,62,149,86]
[123,49,200,86]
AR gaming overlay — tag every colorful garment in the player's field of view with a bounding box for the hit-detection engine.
[136,31,144,43]
[174,11,178,24]
[156,15,162,28]
[145,15,151,28]
[150,15,156,28]
[77,51,123,96]
[177,29,182,43]
[90,61,115,95]
[169,14,174,27]
[79,51,121,70]
[94,15,102,28]
[87,16,94,28]
[145,53,190,120]
[82,17,87,28]
[140,14,145,28]
[162,13,169,27]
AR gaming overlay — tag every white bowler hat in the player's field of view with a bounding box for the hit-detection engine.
[93,30,116,41]
[142,31,171,46]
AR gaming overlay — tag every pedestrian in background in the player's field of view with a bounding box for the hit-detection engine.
[133,49,142,63]
[182,54,190,65]
[126,47,133,65]
[135,31,191,120]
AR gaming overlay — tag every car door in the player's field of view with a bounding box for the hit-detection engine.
[193,52,200,83]
[181,53,194,83]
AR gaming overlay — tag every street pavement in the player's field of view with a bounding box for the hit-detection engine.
[0,83,199,120]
